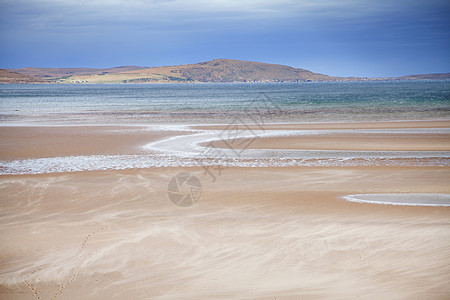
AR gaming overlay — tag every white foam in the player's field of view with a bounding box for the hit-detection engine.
[342,194,450,207]
[0,155,449,175]
[1,126,449,175]
[143,128,450,161]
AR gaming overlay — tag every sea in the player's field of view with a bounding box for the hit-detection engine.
[1,81,449,125]
[0,81,449,174]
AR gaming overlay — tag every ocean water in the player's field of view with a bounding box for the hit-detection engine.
[1,81,450,174]
[1,81,449,125]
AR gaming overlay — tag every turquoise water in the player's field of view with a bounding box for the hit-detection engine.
[1,81,449,124]
[1,81,450,174]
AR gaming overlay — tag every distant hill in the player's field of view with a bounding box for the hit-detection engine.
[394,73,450,80]
[2,59,449,83]
[6,60,344,83]
[9,66,146,82]
[154,59,345,82]
[0,69,44,83]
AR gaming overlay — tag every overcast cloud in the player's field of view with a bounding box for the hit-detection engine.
[1,0,449,76]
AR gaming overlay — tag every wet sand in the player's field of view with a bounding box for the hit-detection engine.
[197,119,450,151]
[206,133,450,151]
[0,122,449,299]
[0,126,188,160]
[193,120,450,130]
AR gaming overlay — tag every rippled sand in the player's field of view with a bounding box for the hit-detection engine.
[1,121,450,299]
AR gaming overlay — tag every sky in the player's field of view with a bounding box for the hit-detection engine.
[0,0,449,77]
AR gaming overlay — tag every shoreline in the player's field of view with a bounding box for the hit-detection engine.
[1,121,450,175]
[1,119,450,127]
[2,79,450,85]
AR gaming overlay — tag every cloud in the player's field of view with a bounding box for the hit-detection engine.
[3,0,440,31]
[2,0,449,43]
[0,0,448,74]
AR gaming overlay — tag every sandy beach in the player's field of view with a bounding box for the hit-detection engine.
[2,0,450,298]
[1,121,449,299]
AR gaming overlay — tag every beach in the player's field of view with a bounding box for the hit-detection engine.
[2,0,449,297]
[1,0,450,295]
[1,120,449,299]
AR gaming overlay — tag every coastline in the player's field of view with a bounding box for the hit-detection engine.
[2,78,450,84]
[1,121,450,174]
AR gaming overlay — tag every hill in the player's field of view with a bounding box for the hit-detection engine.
[9,66,146,83]
[3,59,450,83]
[394,73,450,80]
[7,59,344,83]
[0,69,45,83]
[148,59,345,83]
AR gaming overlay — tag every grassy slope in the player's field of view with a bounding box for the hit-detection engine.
[0,69,44,83]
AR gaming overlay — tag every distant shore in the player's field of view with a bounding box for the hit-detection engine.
[2,59,450,84]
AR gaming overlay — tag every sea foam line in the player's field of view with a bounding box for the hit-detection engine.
[143,128,450,159]
[342,194,450,207]
[0,155,449,175]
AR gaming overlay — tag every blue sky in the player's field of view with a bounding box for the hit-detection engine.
[0,0,449,77]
